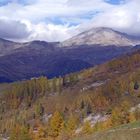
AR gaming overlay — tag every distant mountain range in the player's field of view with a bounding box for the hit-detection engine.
[0,27,140,82]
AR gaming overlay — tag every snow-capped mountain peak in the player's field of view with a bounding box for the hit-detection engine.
[62,27,140,47]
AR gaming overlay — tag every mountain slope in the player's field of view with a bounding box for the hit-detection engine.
[0,38,23,56]
[0,41,92,82]
[0,27,139,82]
[73,122,140,140]
[0,43,131,82]
[62,27,140,47]
[1,47,140,139]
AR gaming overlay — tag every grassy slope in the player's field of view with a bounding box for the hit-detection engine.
[73,121,140,140]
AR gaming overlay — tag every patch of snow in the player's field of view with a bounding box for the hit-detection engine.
[76,113,110,134]
[84,114,110,126]
[62,27,138,47]
[130,104,140,112]
[2,137,9,140]
[42,114,52,122]
[75,128,82,134]
[81,80,109,92]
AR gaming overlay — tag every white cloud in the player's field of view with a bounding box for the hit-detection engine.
[0,0,139,42]
[0,17,31,40]
[80,0,140,36]
[28,22,78,42]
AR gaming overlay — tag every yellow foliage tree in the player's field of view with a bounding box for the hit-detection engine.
[101,118,112,130]
[48,111,64,138]
[111,107,122,126]
[9,125,32,140]
[33,126,47,140]
[128,112,136,123]
[66,115,78,136]
[82,121,93,135]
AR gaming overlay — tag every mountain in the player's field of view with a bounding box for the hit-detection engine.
[0,27,140,82]
[0,43,131,82]
[62,27,140,47]
[0,38,23,56]
[0,40,92,82]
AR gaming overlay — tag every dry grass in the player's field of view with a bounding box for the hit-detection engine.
[73,121,140,140]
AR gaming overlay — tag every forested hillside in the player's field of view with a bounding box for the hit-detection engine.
[1,50,140,139]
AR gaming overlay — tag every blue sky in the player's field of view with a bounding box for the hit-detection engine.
[0,0,125,6]
[0,0,139,42]
[0,0,36,6]
[105,0,125,5]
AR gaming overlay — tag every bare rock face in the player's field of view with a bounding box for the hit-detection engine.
[62,27,140,47]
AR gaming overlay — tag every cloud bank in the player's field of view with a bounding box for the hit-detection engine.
[0,0,139,42]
